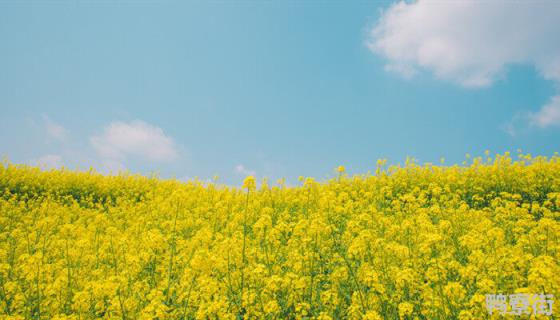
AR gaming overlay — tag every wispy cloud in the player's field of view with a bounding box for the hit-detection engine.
[529,95,560,128]
[32,154,63,169]
[501,111,531,137]
[42,115,67,141]
[234,164,256,177]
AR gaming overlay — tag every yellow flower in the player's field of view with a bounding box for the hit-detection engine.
[363,310,383,320]
[1,152,559,318]
[398,302,414,319]
[242,175,256,190]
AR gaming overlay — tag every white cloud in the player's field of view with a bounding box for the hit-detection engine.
[90,120,179,170]
[234,164,256,177]
[32,154,63,169]
[369,0,560,128]
[529,95,560,128]
[43,115,67,141]
[501,111,532,137]
[369,1,560,87]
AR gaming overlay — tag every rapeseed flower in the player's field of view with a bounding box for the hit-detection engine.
[0,153,558,318]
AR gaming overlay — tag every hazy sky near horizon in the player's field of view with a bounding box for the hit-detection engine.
[1,1,560,184]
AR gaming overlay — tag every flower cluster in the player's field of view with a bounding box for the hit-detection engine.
[0,152,559,319]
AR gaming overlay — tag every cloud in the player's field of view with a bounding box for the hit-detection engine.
[90,120,179,170]
[501,111,532,137]
[369,1,560,87]
[369,1,560,129]
[234,164,256,177]
[32,154,63,169]
[529,95,560,128]
[502,96,560,136]
[43,115,67,141]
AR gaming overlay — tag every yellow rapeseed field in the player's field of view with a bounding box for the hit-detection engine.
[0,153,559,319]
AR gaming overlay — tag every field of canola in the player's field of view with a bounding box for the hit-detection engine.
[0,153,559,319]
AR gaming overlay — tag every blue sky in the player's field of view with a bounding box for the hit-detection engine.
[1,1,559,184]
